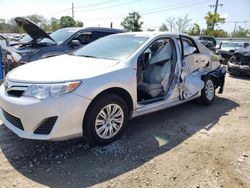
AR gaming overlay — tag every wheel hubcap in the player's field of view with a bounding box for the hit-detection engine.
[205,80,214,101]
[95,104,124,139]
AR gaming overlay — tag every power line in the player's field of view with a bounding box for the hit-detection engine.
[140,0,211,16]
[74,0,142,13]
[85,0,211,21]
[50,8,71,16]
[50,0,119,16]
[75,0,119,10]
[136,0,205,14]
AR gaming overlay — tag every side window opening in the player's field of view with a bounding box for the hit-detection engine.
[137,38,177,102]
[73,32,92,45]
[176,37,199,56]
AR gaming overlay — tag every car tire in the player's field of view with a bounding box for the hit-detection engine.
[199,76,215,105]
[83,93,129,146]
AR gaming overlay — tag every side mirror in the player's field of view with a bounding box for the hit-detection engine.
[184,46,196,56]
[70,40,81,47]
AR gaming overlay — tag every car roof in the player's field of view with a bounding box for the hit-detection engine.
[60,27,124,33]
[112,32,187,38]
[221,41,245,44]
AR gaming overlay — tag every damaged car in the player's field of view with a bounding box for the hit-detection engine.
[0,32,226,145]
[198,36,217,52]
[12,17,123,65]
[228,45,250,76]
[217,41,249,64]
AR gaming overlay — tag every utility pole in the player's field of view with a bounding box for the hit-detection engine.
[72,2,74,20]
[209,0,223,30]
[233,21,239,34]
[214,0,219,14]
[212,0,219,30]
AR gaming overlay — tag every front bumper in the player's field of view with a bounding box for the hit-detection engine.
[0,84,92,141]
[228,61,250,76]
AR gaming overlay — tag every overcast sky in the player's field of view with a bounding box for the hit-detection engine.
[0,0,249,32]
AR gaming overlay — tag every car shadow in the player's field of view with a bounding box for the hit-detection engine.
[228,74,250,81]
[0,96,239,188]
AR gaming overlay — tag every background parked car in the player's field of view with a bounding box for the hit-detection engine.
[198,36,217,52]
[12,17,124,65]
[217,41,249,64]
[228,45,250,76]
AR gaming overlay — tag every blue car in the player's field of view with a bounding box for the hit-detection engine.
[13,17,124,64]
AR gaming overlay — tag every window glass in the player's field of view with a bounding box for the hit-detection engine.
[74,34,148,61]
[75,34,92,44]
[176,38,197,56]
[145,39,173,65]
[41,28,78,44]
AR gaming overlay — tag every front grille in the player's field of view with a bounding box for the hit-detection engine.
[231,54,250,66]
[6,86,28,97]
[221,53,232,59]
[2,108,24,130]
[5,83,29,98]
[240,55,250,66]
[7,90,25,97]
[34,116,58,135]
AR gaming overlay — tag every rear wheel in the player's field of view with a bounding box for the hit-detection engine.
[83,93,129,146]
[199,76,215,105]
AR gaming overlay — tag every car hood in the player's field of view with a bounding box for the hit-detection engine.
[220,47,235,51]
[15,17,55,42]
[7,55,120,83]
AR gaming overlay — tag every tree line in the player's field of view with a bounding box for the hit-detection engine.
[0,12,249,38]
[0,14,83,33]
[121,11,250,38]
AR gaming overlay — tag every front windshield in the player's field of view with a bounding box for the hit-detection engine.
[74,35,149,61]
[40,28,79,44]
[20,35,32,43]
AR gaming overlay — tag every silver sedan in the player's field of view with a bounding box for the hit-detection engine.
[0,32,226,145]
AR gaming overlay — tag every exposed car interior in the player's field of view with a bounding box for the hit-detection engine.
[137,38,177,102]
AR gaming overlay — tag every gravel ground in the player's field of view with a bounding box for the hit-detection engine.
[0,74,249,188]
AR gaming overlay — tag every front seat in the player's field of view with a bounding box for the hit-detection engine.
[138,42,173,98]
[138,62,171,98]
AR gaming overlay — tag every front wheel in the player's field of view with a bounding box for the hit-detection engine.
[83,93,129,146]
[199,76,215,105]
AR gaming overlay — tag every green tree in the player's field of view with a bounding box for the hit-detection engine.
[146,28,155,32]
[188,23,201,36]
[204,12,225,30]
[26,14,47,29]
[159,23,168,31]
[76,20,84,27]
[206,29,228,37]
[60,16,76,28]
[7,18,20,33]
[0,19,6,31]
[121,12,143,31]
[232,26,250,38]
[50,17,60,31]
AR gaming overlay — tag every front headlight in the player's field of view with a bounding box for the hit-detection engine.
[23,81,81,100]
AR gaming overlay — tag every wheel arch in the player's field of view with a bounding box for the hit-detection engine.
[82,87,134,138]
